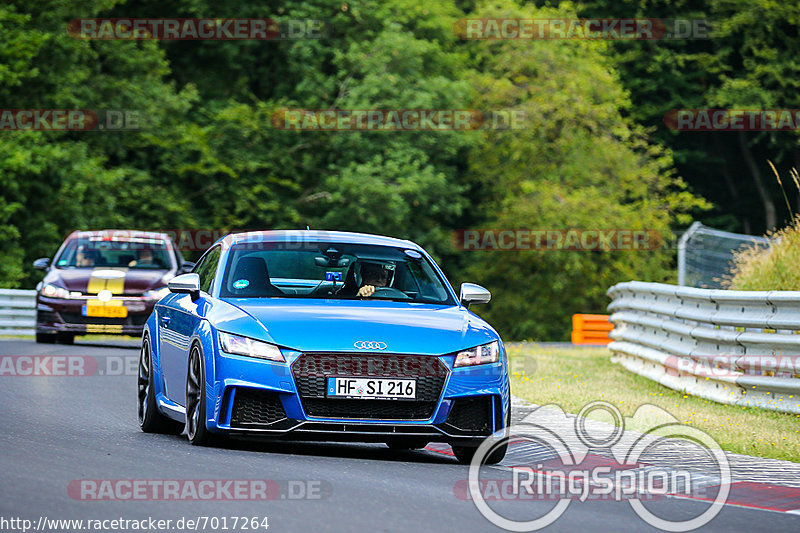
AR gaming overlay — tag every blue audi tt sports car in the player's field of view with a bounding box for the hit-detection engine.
[138,230,510,463]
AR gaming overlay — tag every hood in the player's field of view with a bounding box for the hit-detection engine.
[46,268,169,295]
[211,298,499,355]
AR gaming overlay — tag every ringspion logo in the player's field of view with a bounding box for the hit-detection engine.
[465,402,730,531]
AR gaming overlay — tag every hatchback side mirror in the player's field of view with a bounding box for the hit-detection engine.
[460,283,491,307]
[33,258,50,270]
[168,273,200,298]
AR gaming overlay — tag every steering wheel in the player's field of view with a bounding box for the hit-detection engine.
[372,287,411,299]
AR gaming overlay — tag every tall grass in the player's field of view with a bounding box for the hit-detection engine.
[727,163,800,290]
[727,217,800,290]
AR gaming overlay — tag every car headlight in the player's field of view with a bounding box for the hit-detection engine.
[218,331,285,362]
[42,284,71,299]
[144,287,171,300]
[453,341,500,368]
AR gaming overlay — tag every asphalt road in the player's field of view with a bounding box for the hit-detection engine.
[1,339,798,532]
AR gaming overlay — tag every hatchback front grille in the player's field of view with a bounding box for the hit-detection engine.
[60,313,148,326]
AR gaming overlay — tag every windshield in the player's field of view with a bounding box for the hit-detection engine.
[220,242,455,305]
[56,237,173,270]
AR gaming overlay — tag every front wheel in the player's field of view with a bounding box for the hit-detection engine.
[35,331,56,344]
[185,345,221,446]
[138,336,183,434]
[452,442,508,465]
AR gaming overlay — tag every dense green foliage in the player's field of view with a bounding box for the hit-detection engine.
[578,0,800,234]
[1,0,791,339]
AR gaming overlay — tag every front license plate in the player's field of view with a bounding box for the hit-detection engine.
[327,377,416,400]
[82,305,128,318]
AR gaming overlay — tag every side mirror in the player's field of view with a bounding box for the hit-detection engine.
[460,282,491,307]
[33,258,50,270]
[168,273,200,298]
[177,261,196,274]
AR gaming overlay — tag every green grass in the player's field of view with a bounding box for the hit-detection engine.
[507,343,800,462]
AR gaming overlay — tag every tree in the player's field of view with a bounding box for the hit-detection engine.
[458,1,706,340]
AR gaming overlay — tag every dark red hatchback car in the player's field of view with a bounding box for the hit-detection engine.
[33,230,194,343]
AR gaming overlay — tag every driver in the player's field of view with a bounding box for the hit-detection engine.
[357,262,391,297]
[129,248,155,268]
[76,247,95,267]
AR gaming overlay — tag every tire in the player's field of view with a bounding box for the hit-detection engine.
[138,335,183,434]
[185,344,222,446]
[35,332,56,344]
[386,438,429,450]
[452,442,507,465]
[57,333,75,345]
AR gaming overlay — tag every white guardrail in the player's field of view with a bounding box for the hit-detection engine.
[0,289,36,336]
[607,281,800,414]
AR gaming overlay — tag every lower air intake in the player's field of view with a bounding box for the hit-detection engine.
[231,389,287,428]
[444,396,493,435]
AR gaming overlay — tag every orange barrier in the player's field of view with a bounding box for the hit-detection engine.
[571,314,612,345]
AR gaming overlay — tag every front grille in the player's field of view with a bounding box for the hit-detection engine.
[60,313,148,326]
[36,311,60,323]
[231,389,287,427]
[292,353,448,420]
[444,396,493,435]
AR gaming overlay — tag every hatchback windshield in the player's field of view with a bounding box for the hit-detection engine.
[56,237,173,270]
[220,242,455,304]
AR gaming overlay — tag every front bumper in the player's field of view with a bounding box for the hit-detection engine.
[36,295,156,336]
[204,347,510,445]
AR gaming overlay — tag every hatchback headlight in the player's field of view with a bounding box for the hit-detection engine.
[218,331,285,362]
[454,341,500,368]
[42,284,71,299]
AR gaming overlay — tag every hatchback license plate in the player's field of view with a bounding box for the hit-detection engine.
[82,305,128,318]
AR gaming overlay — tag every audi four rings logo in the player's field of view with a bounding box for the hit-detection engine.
[354,341,387,350]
